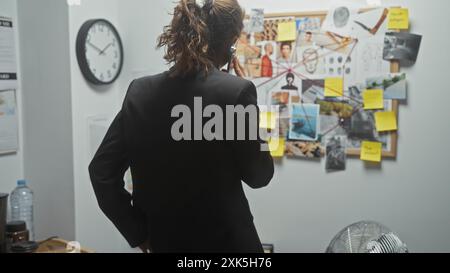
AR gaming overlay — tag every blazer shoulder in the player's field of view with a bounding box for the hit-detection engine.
[215,70,254,89]
[130,72,168,91]
[124,72,169,101]
[210,70,257,102]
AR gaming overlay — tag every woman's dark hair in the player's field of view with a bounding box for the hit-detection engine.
[157,0,245,77]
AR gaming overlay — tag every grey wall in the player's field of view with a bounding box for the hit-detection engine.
[17,0,75,241]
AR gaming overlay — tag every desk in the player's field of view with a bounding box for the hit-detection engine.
[35,238,93,253]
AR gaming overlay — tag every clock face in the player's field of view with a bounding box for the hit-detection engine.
[76,19,123,85]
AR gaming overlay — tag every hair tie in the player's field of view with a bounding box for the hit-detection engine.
[199,0,214,16]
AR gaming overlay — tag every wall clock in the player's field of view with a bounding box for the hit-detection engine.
[76,19,123,85]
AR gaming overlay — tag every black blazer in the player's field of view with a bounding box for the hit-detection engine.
[89,68,274,253]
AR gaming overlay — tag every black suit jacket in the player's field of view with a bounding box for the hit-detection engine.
[89,68,274,253]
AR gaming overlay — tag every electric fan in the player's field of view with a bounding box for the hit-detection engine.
[326,221,408,253]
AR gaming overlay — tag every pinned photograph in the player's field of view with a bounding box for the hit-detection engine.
[302,79,325,103]
[286,141,323,159]
[346,86,393,151]
[281,72,299,91]
[261,17,296,41]
[236,33,262,78]
[271,91,290,118]
[289,104,320,141]
[295,45,326,76]
[257,41,277,78]
[325,136,347,171]
[296,17,322,32]
[351,8,389,39]
[317,100,353,139]
[366,73,407,100]
[322,1,359,37]
[383,32,422,63]
[325,52,352,77]
[277,41,297,69]
[246,9,265,33]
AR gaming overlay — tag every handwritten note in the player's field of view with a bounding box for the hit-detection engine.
[269,137,285,158]
[260,112,277,129]
[361,141,382,162]
[324,77,344,97]
[277,21,297,42]
[363,89,384,110]
[375,111,398,132]
[388,8,409,30]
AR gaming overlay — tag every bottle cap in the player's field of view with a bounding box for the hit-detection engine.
[17,180,27,186]
[6,221,27,233]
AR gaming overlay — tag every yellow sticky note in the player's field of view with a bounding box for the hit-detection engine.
[361,141,382,162]
[388,8,409,30]
[260,112,277,129]
[363,89,384,110]
[375,111,397,132]
[269,138,285,158]
[324,77,343,97]
[277,21,297,42]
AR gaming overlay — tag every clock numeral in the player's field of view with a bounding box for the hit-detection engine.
[100,73,104,80]
[92,68,97,75]
[107,70,112,78]
[98,24,104,32]
[112,63,117,69]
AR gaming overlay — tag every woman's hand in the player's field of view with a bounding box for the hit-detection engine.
[232,57,246,78]
[139,240,151,253]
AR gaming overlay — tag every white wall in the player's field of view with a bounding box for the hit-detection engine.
[0,0,24,203]
[17,0,76,241]
[67,0,172,252]
[68,0,128,253]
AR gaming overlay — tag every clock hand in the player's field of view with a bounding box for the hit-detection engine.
[99,43,113,56]
[87,41,103,54]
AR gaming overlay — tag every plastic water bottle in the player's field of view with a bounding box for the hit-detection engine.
[10,180,34,240]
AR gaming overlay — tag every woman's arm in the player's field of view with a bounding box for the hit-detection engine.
[231,81,275,189]
[88,81,148,248]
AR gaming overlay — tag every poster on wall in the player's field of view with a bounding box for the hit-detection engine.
[0,89,18,154]
[87,114,112,160]
[0,16,18,90]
